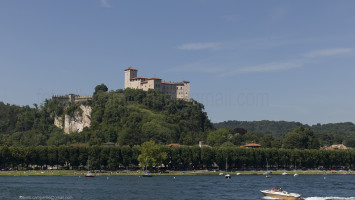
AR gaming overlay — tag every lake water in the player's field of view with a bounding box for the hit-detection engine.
[1,174,355,200]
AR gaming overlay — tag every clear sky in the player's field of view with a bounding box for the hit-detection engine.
[1,0,355,125]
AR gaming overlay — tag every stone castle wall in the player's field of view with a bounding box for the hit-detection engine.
[124,67,190,100]
[52,94,92,104]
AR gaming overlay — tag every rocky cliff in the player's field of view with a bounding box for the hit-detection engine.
[54,105,91,134]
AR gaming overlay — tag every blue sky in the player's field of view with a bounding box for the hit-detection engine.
[1,0,355,125]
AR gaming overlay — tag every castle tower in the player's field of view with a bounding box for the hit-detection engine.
[124,67,138,88]
[183,81,190,100]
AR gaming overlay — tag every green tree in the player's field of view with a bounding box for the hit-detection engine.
[94,84,108,94]
[131,145,141,166]
[201,147,214,169]
[58,145,69,167]
[345,137,355,148]
[259,135,274,148]
[282,126,320,149]
[78,146,88,166]
[169,146,181,169]
[206,128,234,147]
[120,145,132,169]
[88,145,101,170]
[68,146,80,168]
[107,146,120,170]
[180,146,192,169]
[47,146,58,167]
[138,141,167,170]
[190,146,201,169]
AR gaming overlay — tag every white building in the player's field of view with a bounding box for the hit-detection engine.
[124,67,190,100]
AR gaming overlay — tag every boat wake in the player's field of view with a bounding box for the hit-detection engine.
[262,196,355,200]
[304,197,355,200]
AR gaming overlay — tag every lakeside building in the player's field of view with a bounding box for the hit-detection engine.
[322,144,349,150]
[167,141,211,148]
[124,67,190,100]
[243,143,262,148]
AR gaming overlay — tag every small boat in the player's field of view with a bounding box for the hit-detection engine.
[142,173,153,177]
[282,172,288,175]
[219,172,224,176]
[265,158,271,178]
[85,158,95,177]
[293,161,298,177]
[260,189,301,199]
[236,173,241,175]
[224,158,231,179]
[85,171,95,177]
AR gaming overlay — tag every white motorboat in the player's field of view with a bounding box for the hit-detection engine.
[85,171,95,177]
[225,174,231,179]
[260,189,301,199]
[282,172,288,175]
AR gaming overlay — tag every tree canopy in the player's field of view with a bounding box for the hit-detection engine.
[214,120,355,147]
[138,140,167,169]
[0,85,213,147]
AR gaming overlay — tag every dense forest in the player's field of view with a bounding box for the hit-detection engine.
[0,84,213,146]
[214,120,355,148]
[1,84,355,149]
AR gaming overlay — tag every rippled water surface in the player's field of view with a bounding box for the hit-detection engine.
[0,174,355,200]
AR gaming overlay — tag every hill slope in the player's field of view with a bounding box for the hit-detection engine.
[0,85,213,146]
[214,120,355,138]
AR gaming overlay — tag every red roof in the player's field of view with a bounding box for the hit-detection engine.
[103,142,115,146]
[131,76,147,80]
[325,144,349,150]
[149,77,162,80]
[244,143,262,148]
[124,67,138,71]
[162,81,184,85]
[168,143,181,147]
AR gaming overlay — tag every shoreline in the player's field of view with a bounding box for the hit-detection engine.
[0,170,353,176]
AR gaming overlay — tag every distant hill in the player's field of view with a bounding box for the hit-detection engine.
[214,120,355,138]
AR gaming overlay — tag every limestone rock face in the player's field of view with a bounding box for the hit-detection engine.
[54,116,63,129]
[54,105,92,134]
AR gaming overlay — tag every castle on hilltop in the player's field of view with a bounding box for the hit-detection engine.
[124,67,190,100]
[51,68,190,103]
